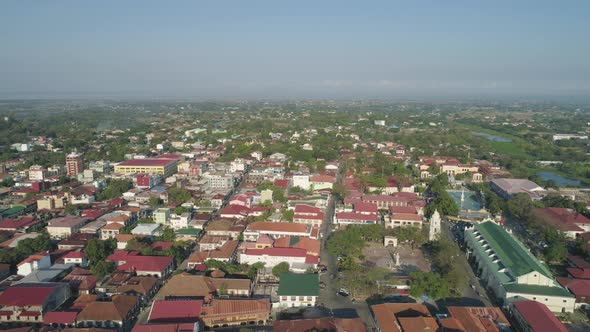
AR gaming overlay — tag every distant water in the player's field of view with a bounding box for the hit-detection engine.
[471,131,512,142]
[537,171,581,187]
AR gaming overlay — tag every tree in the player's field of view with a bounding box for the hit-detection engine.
[148,196,161,208]
[173,206,189,215]
[168,187,192,204]
[272,262,290,277]
[409,271,450,300]
[98,179,133,201]
[507,193,533,221]
[158,227,176,242]
[282,209,294,222]
[84,238,116,266]
[64,204,78,215]
[91,261,115,278]
[248,262,265,279]
[541,194,574,209]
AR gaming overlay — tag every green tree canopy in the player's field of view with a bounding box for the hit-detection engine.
[272,262,290,277]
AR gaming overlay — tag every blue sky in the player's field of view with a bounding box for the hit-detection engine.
[1,0,589,99]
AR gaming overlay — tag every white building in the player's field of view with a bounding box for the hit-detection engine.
[277,273,319,308]
[429,210,441,241]
[206,173,235,190]
[238,247,317,272]
[292,174,310,190]
[17,252,51,276]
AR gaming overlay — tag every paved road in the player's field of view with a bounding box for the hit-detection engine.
[317,165,377,330]
[441,219,492,308]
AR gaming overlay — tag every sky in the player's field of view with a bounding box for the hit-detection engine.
[1,0,589,100]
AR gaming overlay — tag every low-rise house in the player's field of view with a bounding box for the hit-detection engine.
[273,317,366,332]
[198,235,229,251]
[205,218,244,239]
[63,268,98,294]
[238,247,318,271]
[115,276,158,303]
[533,207,590,238]
[80,220,106,235]
[388,213,422,228]
[510,300,568,332]
[293,204,324,226]
[148,300,202,323]
[0,216,39,232]
[46,216,88,239]
[200,298,271,329]
[362,194,417,209]
[156,273,251,300]
[335,212,379,226]
[43,311,78,329]
[244,221,312,240]
[76,294,140,330]
[169,212,192,229]
[115,234,144,250]
[277,273,319,308]
[310,175,335,190]
[187,240,239,267]
[219,204,250,219]
[100,222,125,240]
[17,252,51,276]
[0,282,71,323]
[131,223,161,236]
[441,306,510,332]
[62,251,87,267]
[557,278,590,308]
[106,251,174,278]
[274,236,320,256]
[371,303,438,332]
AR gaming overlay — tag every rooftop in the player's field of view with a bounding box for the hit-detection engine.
[277,272,319,296]
[472,221,553,279]
[148,300,202,323]
[512,301,567,332]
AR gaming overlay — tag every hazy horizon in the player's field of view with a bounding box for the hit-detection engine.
[1,1,589,100]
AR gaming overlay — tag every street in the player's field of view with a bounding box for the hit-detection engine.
[317,165,377,330]
[441,219,492,308]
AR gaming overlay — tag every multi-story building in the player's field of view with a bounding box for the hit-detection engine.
[66,152,84,177]
[114,157,179,178]
[200,299,271,329]
[46,216,88,239]
[0,282,71,323]
[153,208,171,224]
[465,221,575,312]
[206,172,235,190]
[277,273,319,308]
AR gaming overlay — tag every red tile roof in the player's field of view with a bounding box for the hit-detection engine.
[107,251,173,273]
[294,204,322,214]
[273,179,289,189]
[567,267,590,279]
[132,323,199,332]
[391,213,422,221]
[557,277,590,298]
[353,202,378,214]
[0,284,58,307]
[43,311,78,325]
[0,216,37,230]
[567,255,590,269]
[244,247,307,258]
[220,204,250,217]
[336,212,378,222]
[389,206,418,214]
[148,300,202,323]
[248,221,308,233]
[512,301,567,332]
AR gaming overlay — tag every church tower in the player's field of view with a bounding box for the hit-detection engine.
[429,209,441,241]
